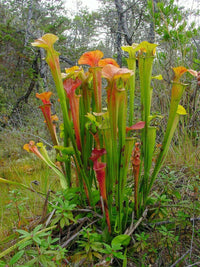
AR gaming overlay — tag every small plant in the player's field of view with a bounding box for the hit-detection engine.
[50,197,77,228]
[0,224,67,266]
[101,234,131,263]
[158,225,180,261]
[5,189,29,227]
[149,192,172,219]
[133,232,150,252]
[73,228,104,265]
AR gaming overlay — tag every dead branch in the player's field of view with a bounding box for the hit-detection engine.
[124,208,148,236]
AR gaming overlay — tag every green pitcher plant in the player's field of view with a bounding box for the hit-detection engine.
[24,33,197,234]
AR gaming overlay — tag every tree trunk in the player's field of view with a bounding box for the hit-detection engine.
[39,48,49,91]
[148,0,158,43]
[7,56,39,126]
[114,0,132,45]
[24,0,33,47]
[116,18,122,66]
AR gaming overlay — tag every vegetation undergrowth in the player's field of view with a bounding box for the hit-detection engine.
[0,136,200,266]
[0,33,199,266]
[0,155,200,266]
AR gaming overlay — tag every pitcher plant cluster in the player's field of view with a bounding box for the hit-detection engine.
[24,34,197,234]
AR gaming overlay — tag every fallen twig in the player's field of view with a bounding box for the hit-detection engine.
[45,201,58,227]
[61,218,100,248]
[40,190,51,223]
[186,262,200,267]
[149,217,200,226]
[124,208,148,236]
[170,250,190,267]
[75,208,103,219]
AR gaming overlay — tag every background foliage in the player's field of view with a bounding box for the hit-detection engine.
[0,0,199,130]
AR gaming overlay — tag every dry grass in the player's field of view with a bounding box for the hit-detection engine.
[0,129,61,242]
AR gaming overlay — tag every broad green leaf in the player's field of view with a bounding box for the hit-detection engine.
[111,243,123,251]
[111,234,131,247]
[113,251,126,260]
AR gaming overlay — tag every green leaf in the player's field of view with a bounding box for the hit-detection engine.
[18,240,33,250]
[111,234,131,247]
[173,190,181,200]
[93,252,102,259]
[56,154,69,162]
[60,217,66,229]
[9,250,25,265]
[111,243,123,251]
[26,249,38,256]
[16,229,30,238]
[113,251,125,260]
[0,261,6,267]
[0,178,32,192]
[22,257,37,266]
[40,255,48,267]
[54,145,74,155]
[45,261,57,267]
[51,216,61,226]
[85,113,98,123]
[33,235,42,245]
[85,243,90,253]
[91,242,103,251]
[33,224,43,233]
[101,243,112,254]
[36,232,50,238]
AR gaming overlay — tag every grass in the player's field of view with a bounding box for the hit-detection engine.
[0,129,61,243]
[0,157,61,240]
